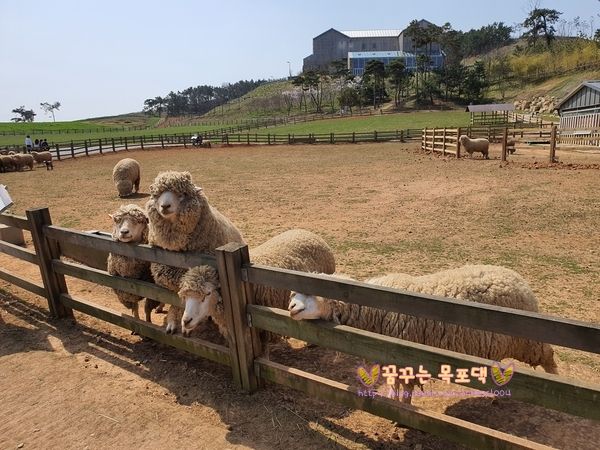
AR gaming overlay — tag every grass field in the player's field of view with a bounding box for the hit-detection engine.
[1,142,599,449]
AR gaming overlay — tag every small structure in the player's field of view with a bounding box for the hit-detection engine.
[466,103,515,125]
[556,81,600,130]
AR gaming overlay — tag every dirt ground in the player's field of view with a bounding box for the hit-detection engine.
[1,142,599,449]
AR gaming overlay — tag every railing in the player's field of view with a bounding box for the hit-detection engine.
[1,208,599,449]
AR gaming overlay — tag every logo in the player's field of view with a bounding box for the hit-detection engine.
[491,362,514,386]
[356,364,380,387]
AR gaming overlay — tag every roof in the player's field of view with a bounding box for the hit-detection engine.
[348,51,414,58]
[340,29,402,38]
[466,103,515,112]
[556,80,600,111]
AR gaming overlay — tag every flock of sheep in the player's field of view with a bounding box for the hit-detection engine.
[107,157,557,402]
[0,150,54,172]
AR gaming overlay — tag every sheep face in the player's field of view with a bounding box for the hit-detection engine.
[180,285,220,336]
[116,180,134,197]
[288,292,322,320]
[155,190,185,220]
[110,215,146,243]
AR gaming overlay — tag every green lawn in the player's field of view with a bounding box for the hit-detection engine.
[0,111,469,147]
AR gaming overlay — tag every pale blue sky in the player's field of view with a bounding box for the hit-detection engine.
[1,0,598,121]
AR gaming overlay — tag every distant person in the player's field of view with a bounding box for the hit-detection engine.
[41,138,49,150]
[25,135,33,153]
[34,138,40,150]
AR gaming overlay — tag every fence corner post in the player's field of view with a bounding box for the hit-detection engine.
[549,124,557,163]
[501,127,508,162]
[456,127,462,158]
[216,243,261,392]
[26,207,72,319]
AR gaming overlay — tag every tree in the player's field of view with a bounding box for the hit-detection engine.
[338,86,360,114]
[387,58,411,107]
[523,8,562,47]
[11,106,36,122]
[462,61,488,103]
[363,60,386,108]
[40,101,61,122]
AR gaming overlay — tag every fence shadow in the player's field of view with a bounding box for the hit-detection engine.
[0,294,403,449]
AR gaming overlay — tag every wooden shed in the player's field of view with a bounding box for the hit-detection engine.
[557,80,600,130]
[465,103,514,125]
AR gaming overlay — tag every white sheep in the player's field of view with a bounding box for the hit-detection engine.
[12,154,34,171]
[145,171,245,334]
[288,265,558,403]
[112,158,141,197]
[459,135,489,159]
[107,204,160,324]
[176,229,337,339]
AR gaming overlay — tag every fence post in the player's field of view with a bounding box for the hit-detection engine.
[160,135,165,149]
[549,125,557,163]
[111,138,116,152]
[55,144,61,161]
[216,243,261,392]
[26,207,73,319]
[442,128,447,156]
[124,136,128,151]
[84,140,89,156]
[141,136,145,150]
[456,127,462,158]
[422,128,427,150]
[501,128,508,162]
[98,138,103,155]
[70,141,75,158]
[374,130,378,142]
[330,132,334,144]
[352,132,356,144]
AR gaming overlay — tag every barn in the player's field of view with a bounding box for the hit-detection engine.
[557,80,600,130]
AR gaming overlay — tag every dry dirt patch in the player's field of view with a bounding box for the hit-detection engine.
[1,142,599,449]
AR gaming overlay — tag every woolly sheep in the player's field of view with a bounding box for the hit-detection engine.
[31,151,53,164]
[0,155,16,173]
[176,229,337,338]
[145,171,245,333]
[12,154,34,171]
[459,135,489,159]
[113,158,141,197]
[107,204,160,323]
[288,265,558,403]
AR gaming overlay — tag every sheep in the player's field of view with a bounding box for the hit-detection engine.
[176,229,337,338]
[288,265,558,403]
[459,135,489,159]
[31,150,52,164]
[0,155,16,173]
[112,158,141,197]
[107,204,160,324]
[12,154,34,171]
[145,170,245,334]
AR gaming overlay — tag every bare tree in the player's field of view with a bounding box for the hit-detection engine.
[40,101,61,122]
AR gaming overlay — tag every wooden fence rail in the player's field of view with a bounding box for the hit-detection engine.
[1,208,599,449]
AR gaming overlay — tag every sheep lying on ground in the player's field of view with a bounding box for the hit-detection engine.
[288,265,558,403]
[145,171,245,334]
[113,158,141,197]
[176,229,337,339]
[459,135,489,159]
[13,154,34,171]
[31,151,53,170]
[107,204,160,323]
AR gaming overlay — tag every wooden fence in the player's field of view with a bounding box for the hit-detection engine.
[1,208,599,449]
[2,129,421,160]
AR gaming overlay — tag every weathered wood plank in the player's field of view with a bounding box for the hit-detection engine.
[249,305,600,421]
[60,294,230,366]
[45,225,217,269]
[27,208,72,319]
[0,213,30,231]
[256,358,554,450]
[52,259,182,307]
[0,268,47,298]
[0,240,39,264]
[60,231,110,270]
[244,266,600,355]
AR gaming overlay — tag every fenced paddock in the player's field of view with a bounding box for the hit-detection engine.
[1,207,599,450]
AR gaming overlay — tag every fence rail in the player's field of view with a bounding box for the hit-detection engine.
[1,208,599,449]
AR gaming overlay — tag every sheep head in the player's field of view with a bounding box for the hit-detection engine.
[178,265,221,336]
[109,204,148,243]
[148,171,204,222]
[288,292,325,320]
[116,180,134,198]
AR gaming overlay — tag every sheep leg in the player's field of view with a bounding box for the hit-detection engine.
[165,306,180,334]
[130,304,140,335]
[134,177,140,193]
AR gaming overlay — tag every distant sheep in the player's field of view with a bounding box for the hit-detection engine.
[112,158,141,197]
[13,154,34,171]
[31,151,54,170]
[0,155,16,173]
[459,135,489,159]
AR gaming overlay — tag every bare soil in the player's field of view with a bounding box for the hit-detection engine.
[1,142,599,449]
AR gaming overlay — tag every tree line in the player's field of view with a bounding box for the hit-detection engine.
[142,79,268,117]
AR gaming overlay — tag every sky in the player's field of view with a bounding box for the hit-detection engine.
[1,0,598,122]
